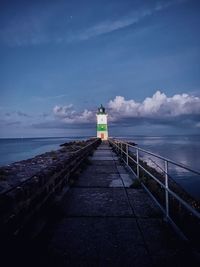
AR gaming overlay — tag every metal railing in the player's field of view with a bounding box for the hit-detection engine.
[0,138,101,237]
[109,138,200,242]
[0,138,101,196]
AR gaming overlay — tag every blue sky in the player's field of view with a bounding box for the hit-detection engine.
[0,0,200,137]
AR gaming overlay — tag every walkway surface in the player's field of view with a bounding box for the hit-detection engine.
[33,141,197,267]
[6,142,198,267]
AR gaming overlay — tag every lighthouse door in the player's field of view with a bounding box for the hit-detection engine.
[101,133,104,140]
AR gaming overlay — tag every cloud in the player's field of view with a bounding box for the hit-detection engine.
[0,0,186,46]
[53,104,74,119]
[6,121,21,126]
[40,112,50,118]
[2,89,198,132]
[32,120,93,129]
[50,90,200,130]
[0,118,21,127]
[72,0,179,41]
[17,111,31,117]
[1,90,198,131]
[108,91,200,123]
[0,110,32,128]
[33,94,70,102]
[53,105,94,123]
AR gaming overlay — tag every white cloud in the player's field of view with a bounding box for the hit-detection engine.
[53,104,74,118]
[108,91,200,121]
[69,0,180,42]
[53,105,94,123]
[52,90,200,129]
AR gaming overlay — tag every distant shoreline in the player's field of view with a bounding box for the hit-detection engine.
[0,134,200,139]
[0,136,93,140]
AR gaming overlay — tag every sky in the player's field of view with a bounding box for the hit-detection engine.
[0,0,200,138]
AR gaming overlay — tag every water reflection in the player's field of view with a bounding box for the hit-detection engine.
[123,135,200,200]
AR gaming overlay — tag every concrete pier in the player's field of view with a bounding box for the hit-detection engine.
[2,142,199,266]
[27,141,197,267]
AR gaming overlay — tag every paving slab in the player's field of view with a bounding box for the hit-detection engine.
[96,146,112,150]
[74,172,122,187]
[92,152,115,157]
[127,189,162,218]
[84,165,119,174]
[109,179,123,187]
[96,147,112,150]
[92,151,113,155]
[137,218,197,266]
[51,143,199,266]
[116,165,129,174]
[61,188,133,216]
[93,153,114,157]
[91,156,119,161]
[46,218,152,267]
[88,160,117,166]
[17,141,198,267]
[119,173,133,187]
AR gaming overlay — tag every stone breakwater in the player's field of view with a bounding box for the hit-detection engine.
[0,138,101,237]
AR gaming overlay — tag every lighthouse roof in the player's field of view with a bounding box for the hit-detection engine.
[97,104,106,114]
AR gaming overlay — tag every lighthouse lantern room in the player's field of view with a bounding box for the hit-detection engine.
[96,104,108,140]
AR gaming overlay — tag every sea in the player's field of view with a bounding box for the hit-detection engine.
[0,135,200,200]
[0,136,88,166]
[120,135,200,200]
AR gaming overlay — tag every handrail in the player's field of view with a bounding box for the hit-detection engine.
[108,138,200,241]
[0,138,100,196]
[111,138,200,176]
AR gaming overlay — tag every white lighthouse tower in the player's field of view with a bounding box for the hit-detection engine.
[96,104,108,140]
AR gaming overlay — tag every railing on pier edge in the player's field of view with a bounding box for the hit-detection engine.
[108,138,200,247]
[0,138,101,238]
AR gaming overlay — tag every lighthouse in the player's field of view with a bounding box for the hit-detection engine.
[96,104,108,140]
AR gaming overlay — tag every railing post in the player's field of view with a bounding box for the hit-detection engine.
[126,144,129,165]
[164,160,169,220]
[136,148,139,178]
[120,143,122,158]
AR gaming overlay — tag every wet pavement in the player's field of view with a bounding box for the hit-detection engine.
[31,141,199,267]
[9,142,198,267]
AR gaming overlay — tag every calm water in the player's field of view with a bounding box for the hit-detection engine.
[0,135,200,199]
[120,135,200,200]
[0,136,89,166]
